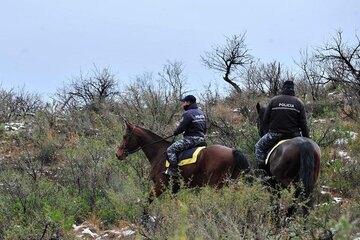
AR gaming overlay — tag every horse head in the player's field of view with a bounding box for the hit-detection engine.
[116,121,141,160]
[256,102,269,137]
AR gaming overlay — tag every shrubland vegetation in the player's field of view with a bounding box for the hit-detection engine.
[0,30,359,239]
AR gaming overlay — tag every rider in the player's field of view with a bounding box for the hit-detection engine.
[164,95,207,177]
[255,80,309,170]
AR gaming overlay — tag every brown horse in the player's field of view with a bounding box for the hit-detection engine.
[116,121,250,203]
[256,103,321,214]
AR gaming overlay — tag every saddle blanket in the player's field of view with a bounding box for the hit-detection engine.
[265,139,289,165]
[166,146,206,167]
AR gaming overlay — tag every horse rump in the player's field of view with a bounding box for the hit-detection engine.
[231,149,250,178]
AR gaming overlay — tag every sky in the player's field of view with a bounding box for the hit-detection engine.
[0,0,359,99]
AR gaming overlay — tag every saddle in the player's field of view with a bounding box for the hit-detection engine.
[265,139,289,165]
[165,146,206,167]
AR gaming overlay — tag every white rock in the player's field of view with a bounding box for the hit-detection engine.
[82,228,98,237]
[122,229,136,237]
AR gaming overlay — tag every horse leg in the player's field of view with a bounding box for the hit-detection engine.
[291,186,313,217]
[270,187,282,230]
[286,185,310,217]
[140,183,166,228]
[147,182,165,205]
[286,204,296,217]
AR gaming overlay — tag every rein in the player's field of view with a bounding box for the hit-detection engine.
[122,126,175,156]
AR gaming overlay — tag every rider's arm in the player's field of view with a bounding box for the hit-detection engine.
[299,102,310,138]
[173,113,191,136]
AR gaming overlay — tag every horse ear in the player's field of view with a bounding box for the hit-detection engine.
[125,120,134,129]
[118,114,133,129]
[256,103,261,113]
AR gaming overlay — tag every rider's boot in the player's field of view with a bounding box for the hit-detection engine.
[164,164,179,177]
[258,161,266,170]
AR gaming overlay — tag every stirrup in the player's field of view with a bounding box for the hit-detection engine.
[163,168,179,177]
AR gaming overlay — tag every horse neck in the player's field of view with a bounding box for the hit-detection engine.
[258,107,269,136]
[137,127,170,164]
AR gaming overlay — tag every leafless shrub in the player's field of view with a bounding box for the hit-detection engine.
[243,61,280,96]
[242,60,297,97]
[56,67,119,112]
[296,49,327,101]
[201,86,242,148]
[119,61,187,134]
[313,30,360,119]
[0,86,43,122]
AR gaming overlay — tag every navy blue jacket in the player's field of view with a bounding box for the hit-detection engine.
[174,103,206,138]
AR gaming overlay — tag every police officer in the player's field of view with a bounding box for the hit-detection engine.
[255,81,309,170]
[164,95,206,177]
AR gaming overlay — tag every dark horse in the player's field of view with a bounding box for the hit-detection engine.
[256,103,321,214]
[116,121,250,203]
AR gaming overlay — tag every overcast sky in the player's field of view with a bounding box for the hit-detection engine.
[0,0,359,99]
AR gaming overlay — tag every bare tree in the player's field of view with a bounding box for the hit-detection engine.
[263,61,282,96]
[158,61,186,98]
[314,30,360,118]
[0,86,43,122]
[56,67,119,111]
[158,61,187,124]
[201,34,253,94]
[119,61,187,134]
[243,60,294,97]
[315,31,360,86]
[296,49,327,101]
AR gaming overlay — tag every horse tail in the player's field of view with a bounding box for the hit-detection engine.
[231,149,250,178]
[298,141,315,199]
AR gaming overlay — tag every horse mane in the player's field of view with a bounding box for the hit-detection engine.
[135,125,172,144]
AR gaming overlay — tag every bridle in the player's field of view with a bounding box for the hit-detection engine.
[118,125,175,157]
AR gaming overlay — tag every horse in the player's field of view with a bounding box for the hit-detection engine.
[256,103,321,215]
[116,121,250,204]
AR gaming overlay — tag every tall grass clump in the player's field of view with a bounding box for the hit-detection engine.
[144,179,285,239]
[0,170,79,239]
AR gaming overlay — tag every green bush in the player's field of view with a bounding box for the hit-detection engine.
[0,173,79,239]
[146,180,278,239]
